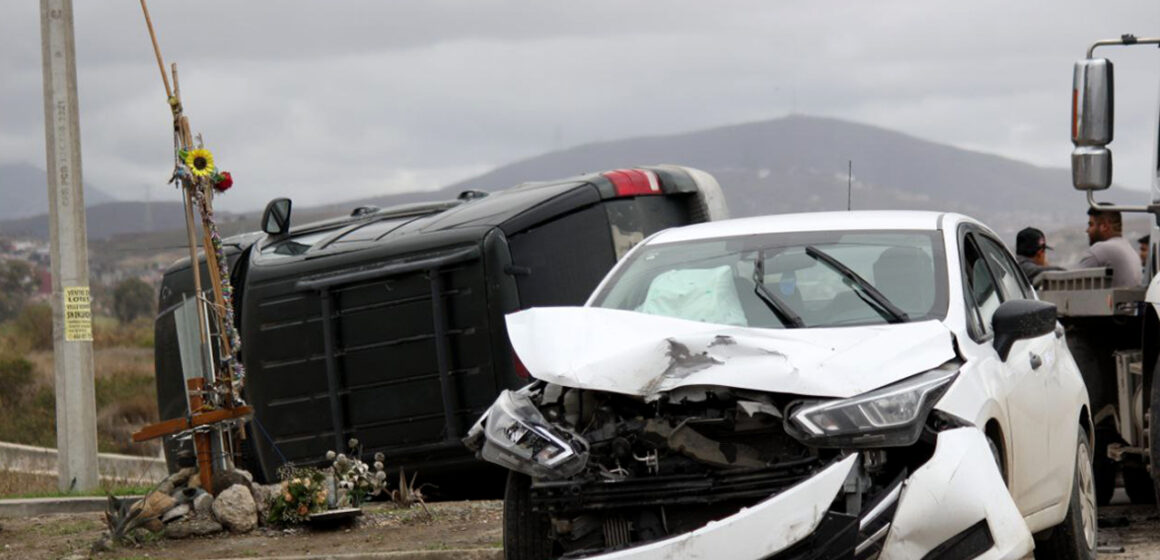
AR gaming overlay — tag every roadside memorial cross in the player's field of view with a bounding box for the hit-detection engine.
[129,0,251,495]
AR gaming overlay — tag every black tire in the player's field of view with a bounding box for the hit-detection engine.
[1093,424,1119,506]
[1034,426,1097,560]
[1149,358,1160,509]
[503,471,554,560]
[1123,464,1156,505]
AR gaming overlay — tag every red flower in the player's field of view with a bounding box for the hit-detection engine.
[213,171,233,192]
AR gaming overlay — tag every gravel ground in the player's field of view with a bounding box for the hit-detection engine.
[0,500,502,560]
[3,496,1160,559]
[1099,503,1160,559]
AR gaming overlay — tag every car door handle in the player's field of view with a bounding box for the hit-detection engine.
[1029,353,1043,370]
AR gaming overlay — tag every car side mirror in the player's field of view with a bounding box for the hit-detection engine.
[992,299,1057,361]
[261,198,292,236]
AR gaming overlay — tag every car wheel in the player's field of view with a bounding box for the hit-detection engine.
[1149,359,1160,508]
[503,471,554,560]
[1034,426,1097,560]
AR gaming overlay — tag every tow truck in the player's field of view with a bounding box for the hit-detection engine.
[1036,34,1160,505]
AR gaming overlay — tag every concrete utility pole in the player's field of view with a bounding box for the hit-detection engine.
[40,0,98,492]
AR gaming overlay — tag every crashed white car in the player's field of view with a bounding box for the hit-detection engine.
[465,211,1095,560]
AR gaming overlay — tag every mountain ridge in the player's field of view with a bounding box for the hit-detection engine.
[1,115,1099,243]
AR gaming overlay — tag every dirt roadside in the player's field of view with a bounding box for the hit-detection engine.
[3,499,1159,559]
[0,500,501,560]
[1099,504,1160,559]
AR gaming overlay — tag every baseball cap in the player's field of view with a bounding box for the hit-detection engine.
[1016,227,1051,257]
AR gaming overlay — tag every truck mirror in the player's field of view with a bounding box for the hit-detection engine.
[262,198,292,236]
[1071,146,1112,191]
[1072,58,1114,147]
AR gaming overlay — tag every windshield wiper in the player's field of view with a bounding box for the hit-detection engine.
[753,251,805,328]
[804,246,909,323]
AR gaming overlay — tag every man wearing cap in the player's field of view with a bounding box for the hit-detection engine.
[1080,206,1142,288]
[1015,227,1062,286]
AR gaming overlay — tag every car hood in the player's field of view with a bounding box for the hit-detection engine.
[506,307,957,399]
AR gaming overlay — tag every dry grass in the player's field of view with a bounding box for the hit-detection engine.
[0,469,154,498]
[0,469,58,497]
[3,322,160,457]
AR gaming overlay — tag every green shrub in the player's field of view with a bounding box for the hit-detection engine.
[94,316,153,349]
[0,357,35,407]
[113,277,155,324]
[0,378,55,448]
[12,303,53,351]
[94,371,156,410]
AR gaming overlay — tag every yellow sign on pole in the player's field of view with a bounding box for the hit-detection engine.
[63,286,93,342]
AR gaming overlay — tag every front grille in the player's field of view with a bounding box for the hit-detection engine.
[531,456,825,513]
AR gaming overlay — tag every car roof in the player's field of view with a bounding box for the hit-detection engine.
[650,210,951,245]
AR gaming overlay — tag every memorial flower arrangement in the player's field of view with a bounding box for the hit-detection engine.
[329,438,388,508]
[268,467,328,525]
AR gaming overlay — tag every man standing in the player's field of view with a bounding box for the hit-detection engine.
[1080,206,1142,287]
[1015,227,1063,286]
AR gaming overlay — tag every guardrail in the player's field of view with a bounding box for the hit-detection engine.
[0,441,167,484]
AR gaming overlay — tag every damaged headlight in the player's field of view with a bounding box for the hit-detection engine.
[786,363,959,448]
[479,390,589,479]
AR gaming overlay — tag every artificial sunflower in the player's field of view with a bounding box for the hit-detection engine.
[184,148,215,177]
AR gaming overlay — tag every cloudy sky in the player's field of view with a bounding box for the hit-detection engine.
[1,1,1157,212]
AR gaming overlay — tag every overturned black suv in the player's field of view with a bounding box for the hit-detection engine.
[153,165,727,490]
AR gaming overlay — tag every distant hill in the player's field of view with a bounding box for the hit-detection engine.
[435,115,1087,240]
[1,116,1107,247]
[0,162,116,221]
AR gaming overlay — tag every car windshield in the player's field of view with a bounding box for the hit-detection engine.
[591,229,948,328]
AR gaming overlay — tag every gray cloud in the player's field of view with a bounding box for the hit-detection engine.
[1,1,1157,211]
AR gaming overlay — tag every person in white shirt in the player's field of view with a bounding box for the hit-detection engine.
[1080,205,1143,287]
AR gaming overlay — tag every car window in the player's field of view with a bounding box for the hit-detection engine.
[962,234,1000,336]
[977,236,1031,300]
[592,230,947,328]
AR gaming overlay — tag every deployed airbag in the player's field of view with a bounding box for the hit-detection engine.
[637,266,747,326]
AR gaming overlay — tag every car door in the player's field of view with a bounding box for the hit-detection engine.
[973,234,1068,515]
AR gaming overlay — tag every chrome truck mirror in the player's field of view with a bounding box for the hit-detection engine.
[1071,58,1114,191]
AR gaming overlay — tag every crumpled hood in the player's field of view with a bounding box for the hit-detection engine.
[506,307,957,399]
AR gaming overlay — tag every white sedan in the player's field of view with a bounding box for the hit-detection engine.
[466,211,1095,560]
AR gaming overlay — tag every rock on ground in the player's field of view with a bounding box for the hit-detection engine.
[164,516,224,539]
[156,467,197,495]
[163,503,191,523]
[212,484,257,533]
[250,483,280,526]
[193,492,214,516]
[135,491,177,523]
[211,470,252,497]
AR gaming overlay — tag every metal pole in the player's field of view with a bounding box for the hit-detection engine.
[40,0,98,492]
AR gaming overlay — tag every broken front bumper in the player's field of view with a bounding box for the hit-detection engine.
[585,428,1033,560]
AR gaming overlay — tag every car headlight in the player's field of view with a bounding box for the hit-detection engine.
[786,362,960,448]
[479,390,589,479]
